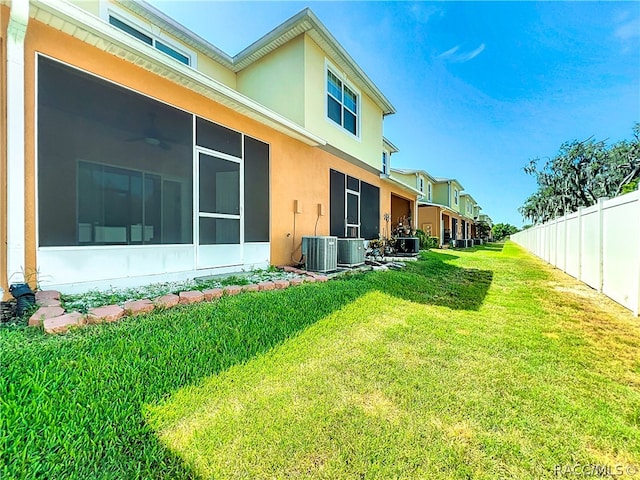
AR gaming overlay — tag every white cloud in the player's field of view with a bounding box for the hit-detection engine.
[437,45,460,59]
[437,44,486,63]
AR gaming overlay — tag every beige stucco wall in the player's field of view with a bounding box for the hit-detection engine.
[236,34,305,126]
[433,182,449,206]
[67,0,100,16]
[303,35,384,170]
[392,171,416,188]
[418,205,440,238]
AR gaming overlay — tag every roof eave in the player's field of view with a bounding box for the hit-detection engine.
[32,0,326,148]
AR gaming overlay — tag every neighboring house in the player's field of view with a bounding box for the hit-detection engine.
[394,173,468,246]
[390,168,438,235]
[378,142,423,238]
[0,0,419,295]
[478,214,494,241]
[459,193,478,238]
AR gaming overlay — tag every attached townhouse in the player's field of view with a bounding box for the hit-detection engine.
[0,0,420,295]
[459,193,478,240]
[391,171,470,247]
[478,213,494,240]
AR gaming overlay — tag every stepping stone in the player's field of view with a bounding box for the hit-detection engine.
[154,294,179,309]
[293,269,307,275]
[258,281,275,291]
[314,275,329,283]
[202,288,223,301]
[87,305,124,324]
[179,291,204,305]
[242,284,260,292]
[289,277,304,286]
[29,306,64,327]
[223,285,242,296]
[274,280,290,289]
[35,290,61,301]
[304,277,316,283]
[281,266,298,273]
[43,311,85,334]
[124,299,155,315]
[36,298,61,307]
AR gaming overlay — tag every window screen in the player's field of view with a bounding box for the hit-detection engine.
[38,56,193,247]
[330,169,346,237]
[196,117,242,157]
[360,181,380,240]
[244,136,270,242]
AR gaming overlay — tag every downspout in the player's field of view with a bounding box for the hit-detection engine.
[6,0,29,284]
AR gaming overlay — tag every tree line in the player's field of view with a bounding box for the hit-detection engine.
[520,123,640,224]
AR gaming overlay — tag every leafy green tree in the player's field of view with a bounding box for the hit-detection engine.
[520,123,640,224]
[492,223,519,241]
[475,220,491,239]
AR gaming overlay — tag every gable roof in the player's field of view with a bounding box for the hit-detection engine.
[434,177,465,191]
[120,2,396,115]
[392,168,437,183]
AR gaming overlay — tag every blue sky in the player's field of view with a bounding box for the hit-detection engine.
[148,1,640,227]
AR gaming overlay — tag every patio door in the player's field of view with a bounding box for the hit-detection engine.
[196,150,242,268]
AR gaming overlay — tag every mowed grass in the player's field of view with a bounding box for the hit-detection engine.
[2,243,639,479]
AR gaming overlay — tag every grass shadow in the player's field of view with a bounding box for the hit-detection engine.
[361,251,493,311]
[0,250,493,479]
[480,242,505,252]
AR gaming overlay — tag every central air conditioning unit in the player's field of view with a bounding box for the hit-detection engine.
[337,238,365,267]
[395,237,420,256]
[302,236,338,273]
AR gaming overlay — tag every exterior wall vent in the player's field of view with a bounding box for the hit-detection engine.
[302,236,338,273]
[337,238,365,267]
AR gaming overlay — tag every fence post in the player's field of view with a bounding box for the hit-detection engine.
[563,214,568,273]
[597,197,607,293]
[577,206,583,282]
[635,187,640,317]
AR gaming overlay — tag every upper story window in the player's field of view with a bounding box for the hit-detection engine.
[419,177,424,193]
[382,152,389,174]
[108,14,192,66]
[427,183,432,202]
[454,188,459,205]
[327,69,358,136]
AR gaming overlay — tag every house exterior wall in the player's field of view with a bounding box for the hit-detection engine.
[432,182,450,207]
[1,4,7,297]
[418,205,440,238]
[392,171,416,187]
[303,35,384,171]
[67,0,100,16]
[8,15,407,291]
[237,34,305,126]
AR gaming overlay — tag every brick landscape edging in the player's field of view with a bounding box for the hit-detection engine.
[29,269,329,334]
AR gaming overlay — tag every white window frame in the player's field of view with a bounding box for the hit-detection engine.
[419,177,424,193]
[325,60,361,139]
[427,182,432,202]
[382,151,389,175]
[101,4,197,68]
[454,188,459,206]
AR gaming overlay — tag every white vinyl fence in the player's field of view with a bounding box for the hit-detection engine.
[511,188,640,316]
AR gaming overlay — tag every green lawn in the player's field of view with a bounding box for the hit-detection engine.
[2,242,639,479]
